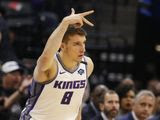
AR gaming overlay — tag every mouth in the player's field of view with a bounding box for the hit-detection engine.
[78,55,84,58]
[110,109,118,116]
[141,113,149,119]
[111,109,118,113]
[126,103,132,107]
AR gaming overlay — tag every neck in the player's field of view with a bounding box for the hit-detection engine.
[59,52,79,71]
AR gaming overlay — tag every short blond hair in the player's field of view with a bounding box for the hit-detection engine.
[62,25,87,43]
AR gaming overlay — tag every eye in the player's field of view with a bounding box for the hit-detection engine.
[75,43,80,46]
[140,103,146,107]
[108,101,113,104]
[148,104,153,108]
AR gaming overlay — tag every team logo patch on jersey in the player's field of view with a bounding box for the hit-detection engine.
[78,69,84,75]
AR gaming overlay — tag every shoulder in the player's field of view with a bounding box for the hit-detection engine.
[84,56,93,64]
[84,56,94,77]
[82,103,92,112]
[82,102,98,116]
[92,114,103,120]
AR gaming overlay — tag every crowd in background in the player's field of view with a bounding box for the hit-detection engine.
[0,0,160,120]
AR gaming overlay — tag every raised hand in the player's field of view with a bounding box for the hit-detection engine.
[63,8,94,27]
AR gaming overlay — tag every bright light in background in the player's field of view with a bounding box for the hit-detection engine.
[155,45,160,52]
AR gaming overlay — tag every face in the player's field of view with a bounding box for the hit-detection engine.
[133,95,155,120]
[61,34,86,63]
[121,90,135,112]
[101,93,120,119]
[3,71,22,89]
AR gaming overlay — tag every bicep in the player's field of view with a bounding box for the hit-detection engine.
[33,59,58,83]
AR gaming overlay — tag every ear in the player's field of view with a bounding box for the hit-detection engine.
[60,43,65,51]
[99,103,104,111]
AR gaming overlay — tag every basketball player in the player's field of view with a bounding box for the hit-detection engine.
[19,8,94,120]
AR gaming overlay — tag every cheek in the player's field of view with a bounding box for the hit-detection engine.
[134,105,142,113]
[7,75,15,81]
[66,46,76,52]
[117,104,120,109]
[121,99,127,106]
[104,104,111,110]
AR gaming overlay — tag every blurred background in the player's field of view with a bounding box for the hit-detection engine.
[0,0,160,91]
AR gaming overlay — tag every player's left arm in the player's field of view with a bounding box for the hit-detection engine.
[86,56,94,78]
[76,106,82,120]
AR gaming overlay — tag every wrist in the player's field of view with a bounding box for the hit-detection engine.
[62,17,69,27]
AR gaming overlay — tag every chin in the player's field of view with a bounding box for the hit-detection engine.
[77,57,82,61]
[76,60,81,63]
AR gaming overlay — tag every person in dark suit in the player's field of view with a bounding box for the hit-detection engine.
[117,112,134,120]
[93,90,120,120]
[82,84,108,120]
[117,90,156,120]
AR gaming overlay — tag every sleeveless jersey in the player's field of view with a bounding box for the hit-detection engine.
[20,54,88,120]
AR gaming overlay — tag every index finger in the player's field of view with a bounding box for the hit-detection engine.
[71,8,75,15]
[79,10,94,17]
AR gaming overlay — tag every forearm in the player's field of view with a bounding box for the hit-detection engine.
[4,89,23,109]
[38,19,69,71]
[43,19,69,56]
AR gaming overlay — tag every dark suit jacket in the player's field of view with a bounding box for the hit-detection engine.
[93,112,119,120]
[117,112,134,120]
[82,102,100,120]
[92,113,104,120]
[149,115,160,120]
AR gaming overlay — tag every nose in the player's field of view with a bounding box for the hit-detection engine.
[143,105,150,112]
[83,46,86,53]
[80,44,85,53]
[127,97,132,102]
[113,102,118,108]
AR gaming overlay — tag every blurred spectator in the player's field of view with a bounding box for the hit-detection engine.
[0,61,32,120]
[116,81,136,116]
[117,90,156,120]
[121,78,135,86]
[82,84,108,120]
[150,96,160,120]
[93,90,120,120]
[150,82,160,120]
[147,78,159,94]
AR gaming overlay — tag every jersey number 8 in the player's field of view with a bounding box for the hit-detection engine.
[61,91,73,104]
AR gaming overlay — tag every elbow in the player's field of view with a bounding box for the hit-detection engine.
[37,55,51,71]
